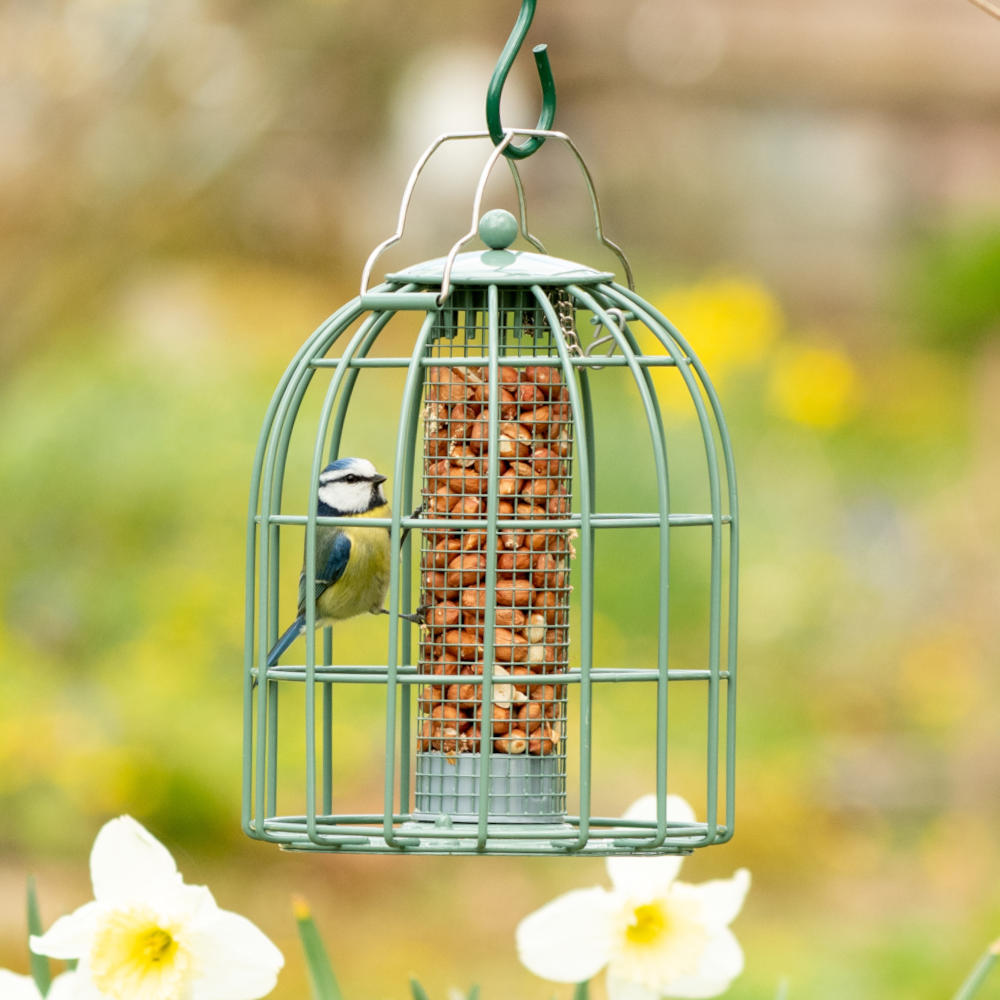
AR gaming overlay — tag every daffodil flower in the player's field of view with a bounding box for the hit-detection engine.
[0,970,78,1000]
[30,816,283,1000]
[516,796,750,1000]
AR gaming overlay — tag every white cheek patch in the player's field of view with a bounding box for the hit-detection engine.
[318,484,345,510]
[318,481,369,514]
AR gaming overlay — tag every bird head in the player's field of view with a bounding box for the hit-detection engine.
[317,458,387,514]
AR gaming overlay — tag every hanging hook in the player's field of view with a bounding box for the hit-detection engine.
[486,0,556,160]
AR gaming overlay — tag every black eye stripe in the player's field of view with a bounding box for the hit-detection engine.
[320,473,370,485]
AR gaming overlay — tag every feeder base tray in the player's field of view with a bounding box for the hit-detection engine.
[414,751,564,824]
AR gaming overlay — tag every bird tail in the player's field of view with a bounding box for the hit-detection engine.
[266,615,305,667]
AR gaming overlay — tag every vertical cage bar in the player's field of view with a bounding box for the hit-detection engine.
[249,298,369,841]
[617,286,740,843]
[530,285,593,849]
[395,349,425,816]
[382,310,438,849]
[304,315,388,843]
[569,284,675,847]
[603,284,730,844]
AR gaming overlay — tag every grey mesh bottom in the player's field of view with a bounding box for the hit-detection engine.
[414,751,565,824]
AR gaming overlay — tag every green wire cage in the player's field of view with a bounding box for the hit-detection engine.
[242,125,738,856]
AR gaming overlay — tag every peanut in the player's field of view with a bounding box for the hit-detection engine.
[524,365,563,397]
[525,612,547,644]
[427,536,463,569]
[446,552,486,588]
[425,601,460,628]
[442,628,481,661]
[497,549,533,573]
[495,727,528,754]
[522,477,558,503]
[426,367,471,403]
[521,406,551,437]
[498,422,532,459]
[531,447,562,477]
[495,577,533,607]
[517,381,545,406]
[498,471,522,497]
[449,495,482,518]
[449,444,479,468]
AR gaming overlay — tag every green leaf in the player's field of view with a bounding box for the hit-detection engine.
[27,876,52,998]
[952,941,1000,1000]
[466,986,480,1000]
[409,977,431,1000]
[573,980,590,1000]
[293,898,344,1000]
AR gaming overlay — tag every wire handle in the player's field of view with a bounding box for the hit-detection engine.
[359,129,635,304]
[486,0,556,160]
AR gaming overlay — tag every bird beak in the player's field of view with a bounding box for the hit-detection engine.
[372,474,387,485]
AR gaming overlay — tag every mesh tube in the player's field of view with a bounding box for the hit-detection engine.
[415,287,573,821]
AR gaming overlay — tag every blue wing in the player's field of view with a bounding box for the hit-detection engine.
[297,530,351,613]
[268,532,353,668]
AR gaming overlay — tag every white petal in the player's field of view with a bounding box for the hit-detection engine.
[649,925,744,999]
[0,970,42,1000]
[30,901,102,959]
[62,962,113,1000]
[516,886,616,983]
[90,816,181,904]
[606,795,698,899]
[623,795,698,826]
[605,972,661,1000]
[670,869,751,928]
[186,907,284,1000]
[47,971,85,1000]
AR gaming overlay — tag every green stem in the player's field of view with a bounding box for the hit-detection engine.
[952,940,1000,1000]
[409,978,431,1000]
[293,897,345,1000]
[26,877,52,997]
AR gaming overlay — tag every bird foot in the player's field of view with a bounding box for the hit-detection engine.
[374,607,426,626]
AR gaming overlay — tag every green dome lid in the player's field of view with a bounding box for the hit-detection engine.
[385,210,613,288]
[386,248,613,288]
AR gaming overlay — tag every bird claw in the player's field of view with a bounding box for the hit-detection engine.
[375,606,426,626]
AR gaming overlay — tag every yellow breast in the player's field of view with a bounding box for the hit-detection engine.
[317,504,391,621]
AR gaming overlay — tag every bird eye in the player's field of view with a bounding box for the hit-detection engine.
[344,475,358,483]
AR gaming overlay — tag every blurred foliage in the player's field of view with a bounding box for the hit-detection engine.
[2,1,1000,999]
[910,222,1000,354]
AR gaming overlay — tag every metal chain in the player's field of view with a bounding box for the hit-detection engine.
[551,288,583,357]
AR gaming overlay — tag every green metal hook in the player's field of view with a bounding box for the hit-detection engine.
[486,0,556,160]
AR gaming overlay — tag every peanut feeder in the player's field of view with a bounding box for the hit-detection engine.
[242,4,738,856]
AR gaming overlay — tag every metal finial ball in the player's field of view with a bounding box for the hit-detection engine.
[478,209,519,250]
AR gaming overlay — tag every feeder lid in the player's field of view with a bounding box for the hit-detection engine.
[385,209,614,288]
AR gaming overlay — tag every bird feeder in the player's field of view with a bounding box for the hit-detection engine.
[242,9,737,856]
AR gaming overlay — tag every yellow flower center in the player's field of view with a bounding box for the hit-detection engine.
[91,907,191,1000]
[625,902,668,946]
[138,927,176,964]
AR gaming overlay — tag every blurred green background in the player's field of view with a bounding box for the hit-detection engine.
[2,1,999,997]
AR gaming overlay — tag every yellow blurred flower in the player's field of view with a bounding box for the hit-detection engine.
[637,276,783,415]
[653,277,783,377]
[767,341,861,429]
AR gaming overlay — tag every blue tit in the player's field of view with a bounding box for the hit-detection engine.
[266,457,417,667]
